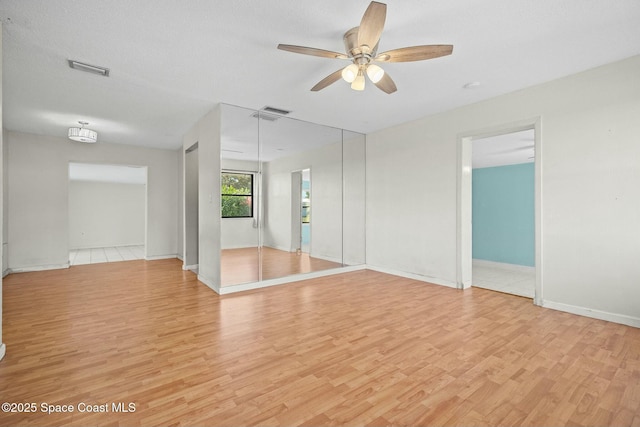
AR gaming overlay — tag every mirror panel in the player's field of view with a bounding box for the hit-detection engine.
[260,115,344,280]
[219,104,365,288]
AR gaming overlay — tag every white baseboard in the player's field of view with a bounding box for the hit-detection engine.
[217,265,366,295]
[472,259,535,273]
[183,264,198,271]
[541,300,640,328]
[0,343,5,361]
[2,268,9,278]
[8,263,70,274]
[145,254,178,261]
[197,274,221,294]
[365,265,458,289]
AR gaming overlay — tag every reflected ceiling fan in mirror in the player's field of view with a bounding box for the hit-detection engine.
[277,1,453,94]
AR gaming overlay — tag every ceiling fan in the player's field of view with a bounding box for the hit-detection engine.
[277,1,453,94]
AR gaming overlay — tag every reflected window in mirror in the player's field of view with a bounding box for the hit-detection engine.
[221,172,253,218]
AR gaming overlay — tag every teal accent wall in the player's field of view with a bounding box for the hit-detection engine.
[472,163,534,266]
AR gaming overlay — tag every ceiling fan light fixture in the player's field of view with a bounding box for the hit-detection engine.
[68,121,98,143]
[351,71,366,91]
[341,64,359,83]
[277,1,453,94]
[366,64,385,83]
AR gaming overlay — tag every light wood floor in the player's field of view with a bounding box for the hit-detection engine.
[221,247,343,286]
[1,259,639,426]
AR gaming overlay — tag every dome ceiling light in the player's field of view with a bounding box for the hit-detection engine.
[68,121,98,143]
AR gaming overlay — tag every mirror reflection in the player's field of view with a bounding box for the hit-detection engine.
[220,104,365,287]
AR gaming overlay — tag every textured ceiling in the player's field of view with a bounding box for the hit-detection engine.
[1,0,639,151]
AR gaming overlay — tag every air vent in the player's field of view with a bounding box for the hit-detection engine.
[250,112,280,122]
[68,60,110,77]
[261,106,291,116]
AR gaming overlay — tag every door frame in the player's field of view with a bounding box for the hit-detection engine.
[183,142,199,270]
[290,170,302,253]
[456,117,543,305]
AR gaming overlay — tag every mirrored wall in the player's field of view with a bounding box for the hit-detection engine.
[220,104,365,287]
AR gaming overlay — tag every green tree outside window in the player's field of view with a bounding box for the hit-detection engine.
[221,172,253,218]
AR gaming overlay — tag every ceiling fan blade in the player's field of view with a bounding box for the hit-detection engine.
[277,44,348,60]
[358,1,387,51]
[311,69,344,91]
[375,45,453,62]
[373,72,397,94]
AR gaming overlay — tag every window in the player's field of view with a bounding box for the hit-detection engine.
[221,172,253,218]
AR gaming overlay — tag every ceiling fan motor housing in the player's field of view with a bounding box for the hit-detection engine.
[344,27,378,65]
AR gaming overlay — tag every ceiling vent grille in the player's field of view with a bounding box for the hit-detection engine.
[261,106,291,115]
[250,112,280,122]
[250,106,291,122]
[68,60,110,77]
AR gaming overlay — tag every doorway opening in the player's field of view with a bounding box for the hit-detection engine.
[291,168,311,254]
[184,142,199,272]
[68,162,147,265]
[472,129,535,298]
[457,119,542,304]
[301,169,311,253]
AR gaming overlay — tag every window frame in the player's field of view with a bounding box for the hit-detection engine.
[221,171,254,219]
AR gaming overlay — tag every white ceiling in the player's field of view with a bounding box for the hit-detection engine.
[473,129,535,169]
[1,0,639,151]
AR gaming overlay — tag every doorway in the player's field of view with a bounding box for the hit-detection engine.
[301,169,311,253]
[184,142,199,271]
[457,120,542,304]
[68,162,147,265]
[471,129,535,298]
[290,168,311,254]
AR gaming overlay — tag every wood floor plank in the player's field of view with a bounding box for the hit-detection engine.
[1,259,639,426]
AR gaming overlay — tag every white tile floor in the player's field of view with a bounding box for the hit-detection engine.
[472,259,535,298]
[69,245,145,265]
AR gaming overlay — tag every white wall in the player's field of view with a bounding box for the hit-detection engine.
[366,55,640,325]
[343,134,366,266]
[0,24,5,361]
[182,107,221,291]
[6,131,180,270]
[263,142,343,263]
[68,180,145,249]
[221,158,259,250]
